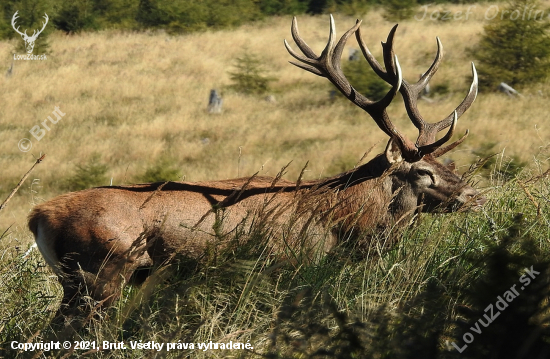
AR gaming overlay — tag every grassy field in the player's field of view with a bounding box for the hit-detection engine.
[2,2,550,357]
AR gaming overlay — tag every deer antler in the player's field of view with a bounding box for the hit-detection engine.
[355,23,478,159]
[285,16,478,162]
[284,15,431,157]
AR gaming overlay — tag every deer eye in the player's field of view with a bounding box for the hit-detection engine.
[416,169,436,184]
[416,169,432,177]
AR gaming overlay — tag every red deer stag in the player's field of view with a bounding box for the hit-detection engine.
[29,16,484,318]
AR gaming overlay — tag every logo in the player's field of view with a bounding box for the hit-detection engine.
[12,11,48,60]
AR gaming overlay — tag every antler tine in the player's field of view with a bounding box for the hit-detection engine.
[415,37,442,92]
[428,63,477,158]
[284,40,324,76]
[356,24,434,144]
[355,23,393,82]
[431,129,469,158]
[284,18,321,75]
[399,46,477,157]
[397,40,477,150]
[290,16,317,59]
[285,14,364,95]
[435,62,478,133]
[383,57,419,157]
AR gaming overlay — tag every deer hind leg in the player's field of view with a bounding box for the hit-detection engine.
[54,262,123,321]
[51,261,135,338]
[56,247,153,321]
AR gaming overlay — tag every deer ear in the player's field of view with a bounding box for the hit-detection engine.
[385,138,403,164]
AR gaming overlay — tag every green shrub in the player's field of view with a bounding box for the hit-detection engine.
[383,0,418,22]
[228,50,278,95]
[468,0,550,90]
[63,153,109,191]
[135,0,169,28]
[136,0,261,33]
[138,157,180,182]
[332,0,370,17]
[53,3,98,33]
[259,0,308,16]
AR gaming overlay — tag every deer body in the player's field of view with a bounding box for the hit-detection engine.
[29,153,481,308]
[29,16,484,316]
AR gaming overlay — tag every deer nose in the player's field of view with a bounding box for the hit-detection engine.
[475,195,487,206]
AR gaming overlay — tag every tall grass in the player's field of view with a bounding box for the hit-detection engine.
[1,162,550,357]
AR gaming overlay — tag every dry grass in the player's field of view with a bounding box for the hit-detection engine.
[0,4,549,233]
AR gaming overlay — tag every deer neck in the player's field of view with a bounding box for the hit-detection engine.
[308,155,396,234]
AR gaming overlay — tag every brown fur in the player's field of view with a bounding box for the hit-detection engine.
[28,151,484,314]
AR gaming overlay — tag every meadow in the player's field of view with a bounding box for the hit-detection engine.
[2,2,550,358]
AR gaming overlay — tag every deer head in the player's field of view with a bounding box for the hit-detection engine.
[12,11,48,54]
[285,16,485,214]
